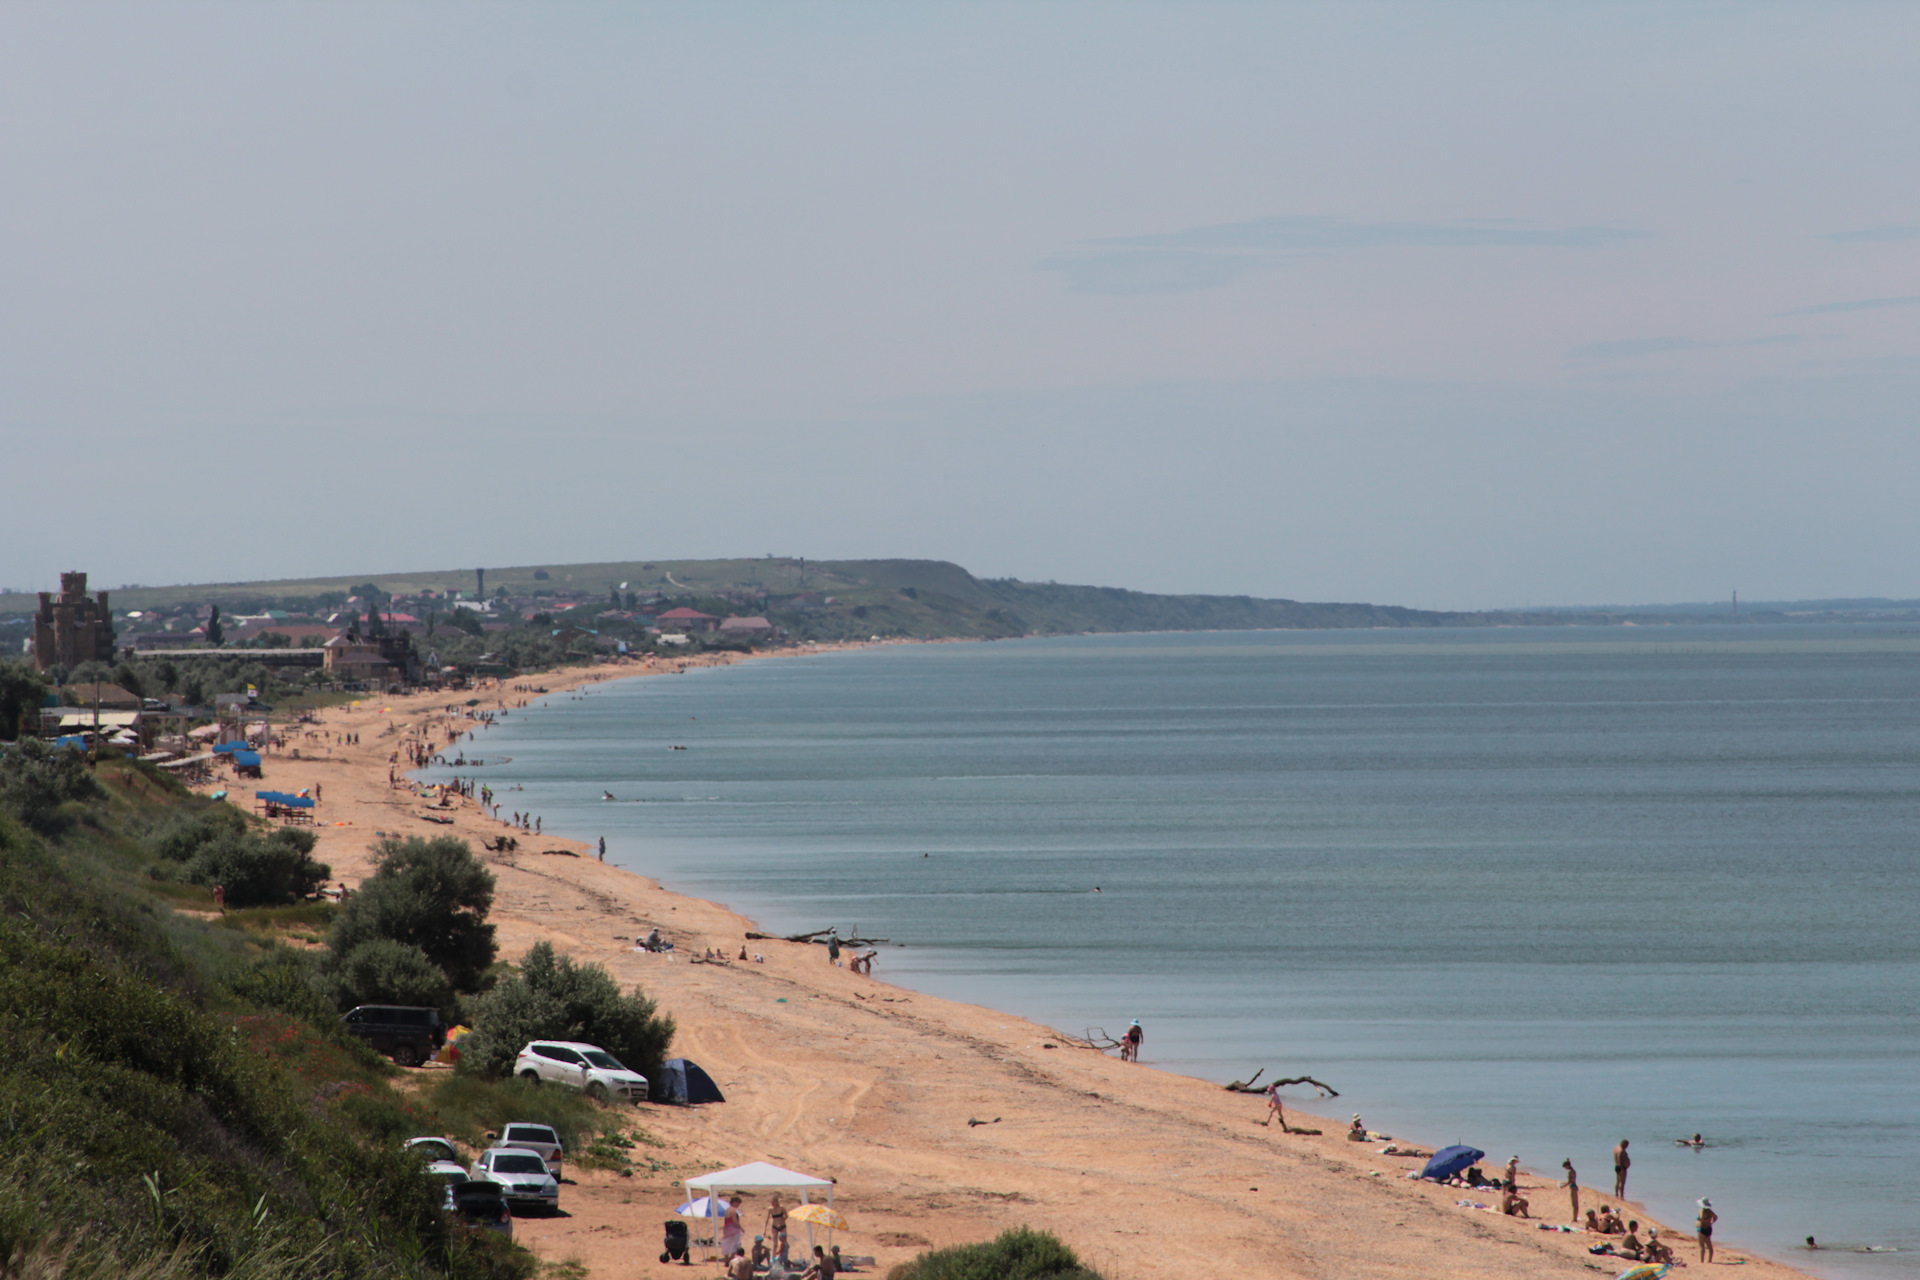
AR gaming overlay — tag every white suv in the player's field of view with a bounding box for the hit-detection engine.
[513,1040,650,1102]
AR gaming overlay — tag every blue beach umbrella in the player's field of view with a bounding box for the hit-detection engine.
[1420,1145,1486,1182]
[676,1196,729,1217]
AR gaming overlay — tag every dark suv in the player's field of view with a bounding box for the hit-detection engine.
[343,1005,447,1066]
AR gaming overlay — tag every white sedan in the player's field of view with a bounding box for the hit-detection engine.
[469,1147,560,1213]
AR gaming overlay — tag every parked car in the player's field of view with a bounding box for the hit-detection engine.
[343,1005,447,1067]
[513,1040,649,1102]
[424,1159,469,1205]
[448,1178,513,1236]
[469,1147,559,1213]
[404,1136,460,1164]
[491,1122,564,1177]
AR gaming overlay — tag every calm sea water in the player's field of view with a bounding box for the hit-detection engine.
[431,627,1920,1274]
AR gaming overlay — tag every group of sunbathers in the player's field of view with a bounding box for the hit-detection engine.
[1583,1209,1677,1264]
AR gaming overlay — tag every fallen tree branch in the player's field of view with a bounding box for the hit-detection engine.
[1224,1069,1340,1098]
[744,929,891,946]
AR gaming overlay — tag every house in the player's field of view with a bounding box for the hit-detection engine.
[654,607,720,634]
[322,635,395,684]
[63,682,143,712]
[718,616,777,640]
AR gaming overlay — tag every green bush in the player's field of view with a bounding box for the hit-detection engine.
[327,836,496,992]
[459,941,674,1081]
[885,1229,1102,1280]
[0,658,50,742]
[421,1074,611,1152]
[334,938,457,1015]
[164,825,331,908]
[0,737,103,832]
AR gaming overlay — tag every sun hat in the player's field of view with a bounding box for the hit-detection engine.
[1698,1198,1712,1207]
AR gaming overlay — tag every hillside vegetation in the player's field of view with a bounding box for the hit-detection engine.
[0,749,663,1279]
[0,557,1613,645]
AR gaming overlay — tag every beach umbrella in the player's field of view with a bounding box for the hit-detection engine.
[675,1196,729,1217]
[1419,1145,1485,1182]
[1616,1266,1669,1280]
[788,1204,849,1230]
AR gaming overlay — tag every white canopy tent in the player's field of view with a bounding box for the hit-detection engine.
[683,1162,836,1262]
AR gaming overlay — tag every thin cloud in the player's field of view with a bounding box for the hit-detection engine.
[1038,249,1264,296]
[1572,334,1800,360]
[1571,337,1709,359]
[1776,294,1920,317]
[1826,226,1920,244]
[1042,213,1649,296]
[1093,213,1648,253]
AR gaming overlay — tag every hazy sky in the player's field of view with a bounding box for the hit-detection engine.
[5,3,1918,608]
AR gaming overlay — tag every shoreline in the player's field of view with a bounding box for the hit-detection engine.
[211,649,1821,1280]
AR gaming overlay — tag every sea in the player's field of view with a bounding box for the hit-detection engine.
[425,625,1920,1275]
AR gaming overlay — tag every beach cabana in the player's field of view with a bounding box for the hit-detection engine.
[254,790,315,823]
[231,750,263,778]
[682,1162,835,1259]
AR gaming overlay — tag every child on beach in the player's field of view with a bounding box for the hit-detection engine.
[1263,1082,1286,1130]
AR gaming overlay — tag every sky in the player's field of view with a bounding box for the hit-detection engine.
[4,2,1918,610]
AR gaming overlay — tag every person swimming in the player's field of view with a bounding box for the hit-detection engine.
[1677,1132,1705,1148]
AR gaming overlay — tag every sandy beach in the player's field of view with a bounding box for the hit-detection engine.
[214,650,1817,1280]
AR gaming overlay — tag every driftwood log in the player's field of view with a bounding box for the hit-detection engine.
[1223,1067,1340,1098]
[745,928,891,946]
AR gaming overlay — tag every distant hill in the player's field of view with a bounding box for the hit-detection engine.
[0,556,1836,642]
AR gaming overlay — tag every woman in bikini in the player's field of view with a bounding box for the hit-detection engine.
[1697,1198,1717,1263]
[766,1194,789,1262]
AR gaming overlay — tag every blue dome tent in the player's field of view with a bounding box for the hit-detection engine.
[654,1058,725,1105]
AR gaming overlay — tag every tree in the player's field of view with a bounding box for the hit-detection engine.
[158,818,331,907]
[326,836,496,991]
[0,659,50,742]
[0,737,103,833]
[460,941,674,1080]
[332,938,456,1014]
[206,605,223,646]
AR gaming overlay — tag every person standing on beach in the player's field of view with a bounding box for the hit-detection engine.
[1613,1138,1631,1198]
[1122,1020,1143,1062]
[1505,1154,1521,1191]
[1263,1081,1286,1130]
[1696,1198,1716,1262]
[827,932,841,966]
[598,836,605,862]
[1561,1159,1579,1222]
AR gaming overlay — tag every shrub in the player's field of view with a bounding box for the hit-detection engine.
[327,836,496,991]
[0,658,50,741]
[164,825,331,908]
[885,1229,1103,1280]
[422,1074,609,1152]
[0,736,103,832]
[333,938,456,1014]
[459,941,674,1080]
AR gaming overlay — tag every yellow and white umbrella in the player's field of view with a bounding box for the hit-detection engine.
[788,1203,849,1231]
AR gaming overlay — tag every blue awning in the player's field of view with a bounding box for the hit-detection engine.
[232,750,262,768]
[213,741,248,755]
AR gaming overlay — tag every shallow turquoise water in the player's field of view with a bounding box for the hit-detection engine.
[433,627,1920,1274]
